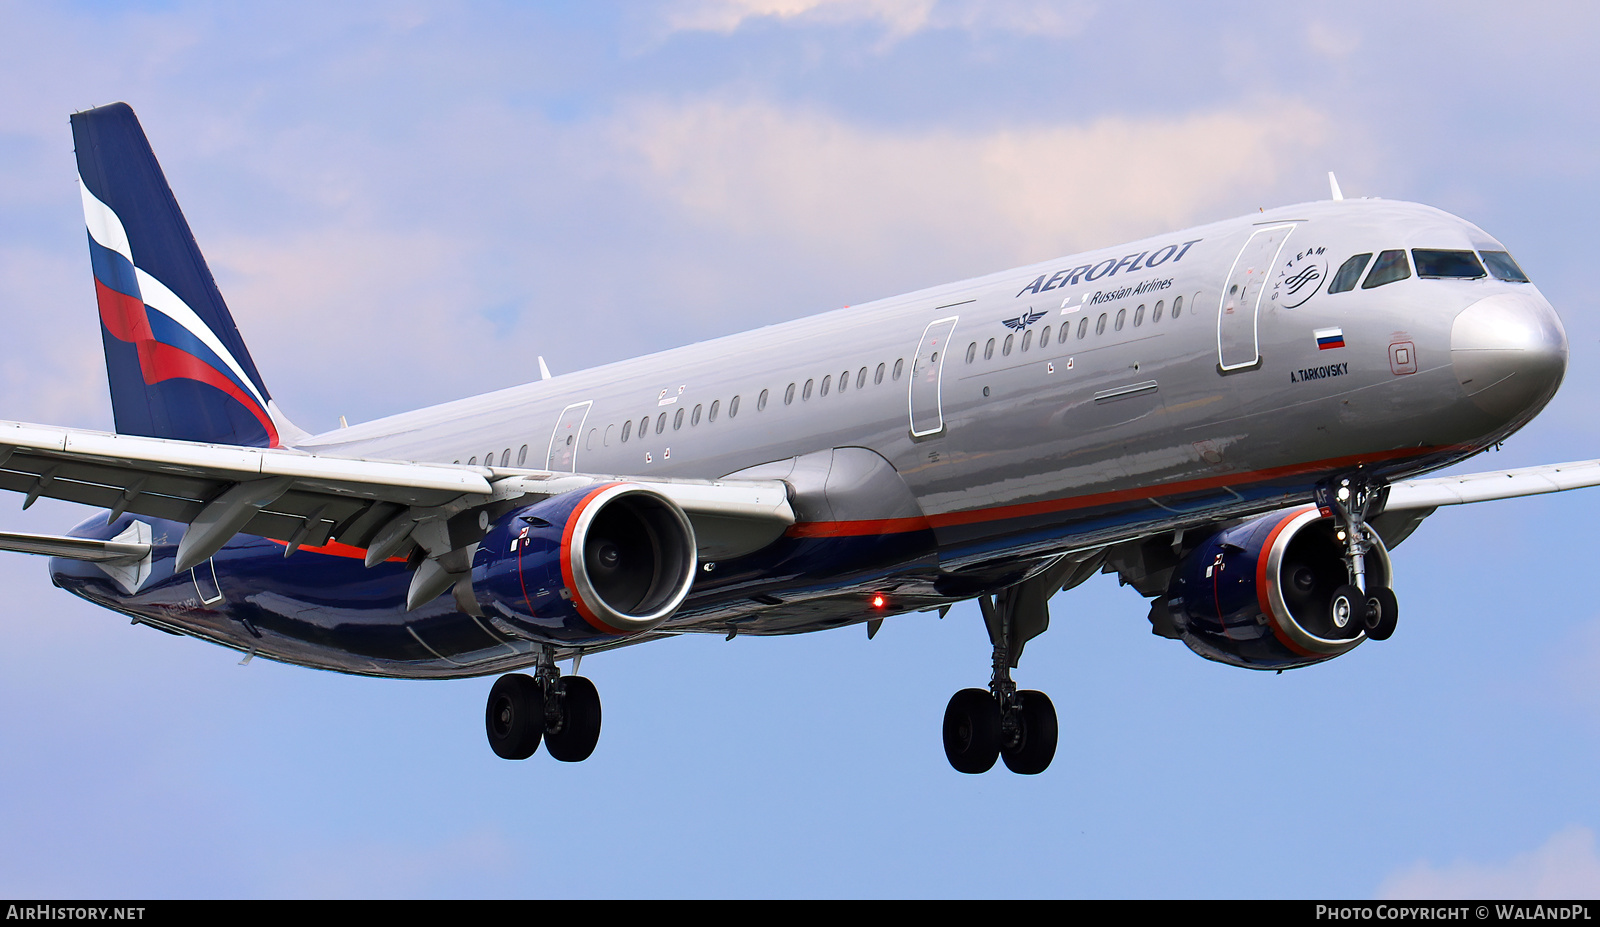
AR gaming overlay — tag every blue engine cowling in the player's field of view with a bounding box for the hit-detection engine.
[1164,507,1392,670]
[472,483,698,645]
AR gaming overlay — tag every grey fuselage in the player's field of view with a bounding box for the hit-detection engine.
[58,197,1569,677]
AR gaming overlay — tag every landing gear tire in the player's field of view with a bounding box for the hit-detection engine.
[1330,584,1365,639]
[1001,689,1058,775]
[943,688,1001,774]
[486,673,544,760]
[1363,586,1399,641]
[544,675,603,762]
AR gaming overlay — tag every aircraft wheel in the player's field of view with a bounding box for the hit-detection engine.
[943,688,1001,774]
[486,673,544,760]
[1329,584,1365,639]
[1363,587,1399,641]
[544,675,603,763]
[1001,690,1058,775]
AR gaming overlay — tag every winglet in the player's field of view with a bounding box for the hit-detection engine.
[1328,172,1344,201]
[538,356,552,381]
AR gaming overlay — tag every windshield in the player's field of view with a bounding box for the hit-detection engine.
[1413,250,1486,279]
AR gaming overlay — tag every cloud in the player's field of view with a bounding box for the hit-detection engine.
[1379,826,1600,899]
[603,96,1334,273]
[660,0,1094,40]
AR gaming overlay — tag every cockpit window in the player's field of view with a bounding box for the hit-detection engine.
[1329,253,1372,293]
[1480,250,1530,283]
[1361,249,1411,289]
[1413,249,1486,279]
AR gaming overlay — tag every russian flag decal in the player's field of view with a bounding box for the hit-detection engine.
[1315,327,1345,350]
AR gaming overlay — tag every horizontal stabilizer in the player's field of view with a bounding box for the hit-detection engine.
[0,529,149,562]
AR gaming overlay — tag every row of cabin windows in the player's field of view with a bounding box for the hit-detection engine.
[964,295,1187,364]
[1328,248,1529,294]
[457,356,911,465]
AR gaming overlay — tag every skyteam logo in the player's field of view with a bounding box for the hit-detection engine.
[80,180,279,446]
[1272,246,1327,309]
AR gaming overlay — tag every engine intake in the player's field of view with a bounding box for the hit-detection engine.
[1164,507,1391,669]
[473,483,697,643]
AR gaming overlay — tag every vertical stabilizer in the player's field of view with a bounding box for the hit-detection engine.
[71,103,301,447]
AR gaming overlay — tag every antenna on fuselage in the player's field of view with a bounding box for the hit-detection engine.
[1328,172,1345,201]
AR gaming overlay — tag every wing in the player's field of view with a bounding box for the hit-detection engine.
[0,419,794,591]
[1384,458,1600,509]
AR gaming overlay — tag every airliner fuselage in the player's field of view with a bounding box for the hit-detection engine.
[50,197,1565,679]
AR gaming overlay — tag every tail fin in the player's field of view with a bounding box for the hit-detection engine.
[71,103,302,448]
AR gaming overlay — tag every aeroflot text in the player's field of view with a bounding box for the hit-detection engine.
[1315,906,1591,921]
[1015,239,1202,297]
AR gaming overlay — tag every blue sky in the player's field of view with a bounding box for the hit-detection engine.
[2,0,1600,898]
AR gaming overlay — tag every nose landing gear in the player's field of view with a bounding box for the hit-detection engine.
[484,648,603,762]
[1320,476,1401,642]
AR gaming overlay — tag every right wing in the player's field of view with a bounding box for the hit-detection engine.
[0,420,794,603]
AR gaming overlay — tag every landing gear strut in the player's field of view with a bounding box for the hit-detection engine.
[943,572,1062,775]
[485,648,603,762]
[1319,475,1400,642]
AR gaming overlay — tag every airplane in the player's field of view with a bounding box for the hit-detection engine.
[4,101,1588,775]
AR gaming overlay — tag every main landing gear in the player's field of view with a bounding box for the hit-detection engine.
[943,578,1061,775]
[485,648,602,762]
[1322,476,1400,642]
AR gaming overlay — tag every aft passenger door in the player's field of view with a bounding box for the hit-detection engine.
[546,400,592,471]
[909,316,960,438]
[1217,224,1296,372]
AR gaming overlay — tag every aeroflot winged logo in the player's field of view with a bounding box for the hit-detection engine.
[1001,309,1048,331]
[79,180,279,447]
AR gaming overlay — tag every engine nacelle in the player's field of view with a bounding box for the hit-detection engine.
[1164,507,1392,670]
[472,483,697,644]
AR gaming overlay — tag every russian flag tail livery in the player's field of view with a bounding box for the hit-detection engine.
[72,103,303,448]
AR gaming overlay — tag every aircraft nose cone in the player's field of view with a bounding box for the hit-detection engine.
[1450,291,1567,424]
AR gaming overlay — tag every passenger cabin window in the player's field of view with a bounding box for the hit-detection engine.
[1172,295,1183,318]
[1413,249,1485,279]
[1480,251,1530,282]
[893,359,903,380]
[709,400,720,422]
[1058,323,1069,344]
[690,404,702,425]
[730,395,741,417]
[1040,325,1050,344]
[622,420,633,442]
[1133,304,1144,327]
[784,383,795,405]
[1095,313,1107,335]
[856,367,867,389]
[1362,249,1411,289]
[757,389,768,411]
[820,375,831,397]
[966,342,977,364]
[1021,330,1032,352]
[673,408,684,429]
[1114,308,1126,331]
[1153,300,1164,322]
[875,362,886,384]
[656,412,667,434]
[1077,317,1088,338]
[984,338,995,360]
[1329,253,1373,293]
[1002,334,1013,356]
[803,379,814,400]
[518,445,528,465]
